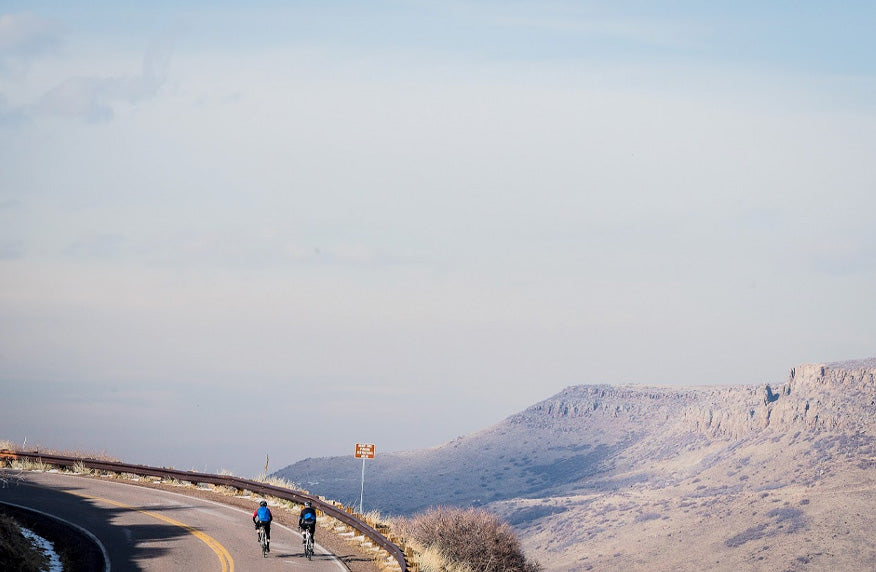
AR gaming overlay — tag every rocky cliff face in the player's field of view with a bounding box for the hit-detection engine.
[682,360,876,436]
[275,359,876,571]
[521,359,876,441]
[493,359,876,571]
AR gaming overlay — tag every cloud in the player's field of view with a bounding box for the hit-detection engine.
[63,233,127,260]
[0,12,61,74]
[0,240,24,259]
[492,14,694,50]
[33,46,172,122]
[117,223,418,271]
[0,198,23,210]
[0,13,55,125]
[0,13,174,123]
[809,236,876,276]
[0,100,28,126]
[24,33,175,122]
[736,207,783,232]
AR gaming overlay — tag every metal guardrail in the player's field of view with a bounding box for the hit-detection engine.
[1,450,408,572]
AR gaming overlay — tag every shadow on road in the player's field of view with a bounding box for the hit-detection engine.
[0,471,199,571]
[274,550,377,565]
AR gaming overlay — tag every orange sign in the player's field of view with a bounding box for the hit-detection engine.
[355,443,375,459]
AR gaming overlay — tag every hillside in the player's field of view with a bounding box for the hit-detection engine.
[275,359,876,571]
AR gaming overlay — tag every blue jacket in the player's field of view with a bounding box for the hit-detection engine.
[299,507,317,527]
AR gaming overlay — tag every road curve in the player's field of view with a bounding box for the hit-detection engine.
[1,470,350,571]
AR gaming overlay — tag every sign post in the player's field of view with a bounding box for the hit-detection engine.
[354,443,375,514]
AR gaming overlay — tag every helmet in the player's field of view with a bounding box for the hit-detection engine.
[260,500,267,507]
[304,501,312,508]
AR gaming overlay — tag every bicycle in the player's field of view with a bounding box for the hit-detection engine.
[256,524,269,558]
[303,528,314,560]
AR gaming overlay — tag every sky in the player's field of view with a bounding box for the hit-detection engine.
[1,1,875,476]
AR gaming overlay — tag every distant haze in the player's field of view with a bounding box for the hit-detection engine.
[1,3,875,475]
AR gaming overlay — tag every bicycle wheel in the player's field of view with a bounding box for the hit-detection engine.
[305,531,313,560]
[261,528,269,558]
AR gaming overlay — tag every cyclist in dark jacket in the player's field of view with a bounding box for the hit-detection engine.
[253,500,273,549]
[299,500,317,544]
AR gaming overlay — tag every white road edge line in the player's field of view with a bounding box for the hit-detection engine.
[0,500,112,572]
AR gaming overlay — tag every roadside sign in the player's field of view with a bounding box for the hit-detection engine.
[355,443,375,459]
[355,443,375,513]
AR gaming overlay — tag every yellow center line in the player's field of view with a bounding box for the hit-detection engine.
[70,491,234,572]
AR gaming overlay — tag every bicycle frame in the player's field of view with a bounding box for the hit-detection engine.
[303,528,314,560]
[258,523,269,557]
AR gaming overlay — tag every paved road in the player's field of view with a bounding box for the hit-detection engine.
[1,470,349,571]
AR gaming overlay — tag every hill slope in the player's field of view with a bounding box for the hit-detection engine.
[275,359,876,571]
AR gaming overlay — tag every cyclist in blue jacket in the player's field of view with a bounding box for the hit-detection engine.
[253,500,273,550]
[299,500,317,544]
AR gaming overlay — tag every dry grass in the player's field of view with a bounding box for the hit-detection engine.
[1,457,48,472]
[70,460,95,476]
[413,544,476,572]
[253,474,302,489]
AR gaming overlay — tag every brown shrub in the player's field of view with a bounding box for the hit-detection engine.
[402,506,541,572]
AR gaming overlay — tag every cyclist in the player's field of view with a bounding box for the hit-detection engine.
[253,500,273,552]
[299,500,317,545]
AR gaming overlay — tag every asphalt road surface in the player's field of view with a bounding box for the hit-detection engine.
[1,469,350,571]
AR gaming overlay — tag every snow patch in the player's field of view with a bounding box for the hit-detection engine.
[20,526,63,572]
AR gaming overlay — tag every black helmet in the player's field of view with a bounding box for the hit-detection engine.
[304,501,312,508]
[260,500,267,507]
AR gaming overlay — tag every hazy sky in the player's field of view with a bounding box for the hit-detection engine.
[2,2,875,476]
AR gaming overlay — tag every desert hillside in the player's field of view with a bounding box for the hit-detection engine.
[276,359,876,571]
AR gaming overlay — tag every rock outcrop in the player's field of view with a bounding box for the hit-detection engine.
[520,360,876,444]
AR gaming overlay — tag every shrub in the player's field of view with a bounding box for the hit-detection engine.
[401,507,541,572]
[634,512,662,523]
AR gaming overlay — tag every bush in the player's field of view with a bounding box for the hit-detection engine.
[401,507,541,572]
